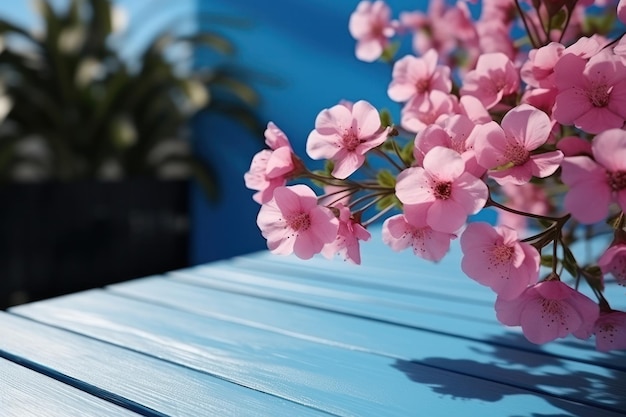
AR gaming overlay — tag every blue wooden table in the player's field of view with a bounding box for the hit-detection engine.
[1,228,625,416]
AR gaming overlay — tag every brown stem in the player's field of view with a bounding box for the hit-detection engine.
[515,0,540,48]
[486,196,567,223]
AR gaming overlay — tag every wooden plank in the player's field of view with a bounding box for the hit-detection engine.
[229,247,626,306]
[162,261,626,373]
[105,278,626,413]
[170,264,497,323]
[218,240,484,297]
[216,255,490,303]
[0,357,139,417]
[11,289,625,417]
[0,312,330,417]
[228,228,624,309]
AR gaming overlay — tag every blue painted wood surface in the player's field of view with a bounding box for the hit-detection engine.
[0,358,139,417]
[2,227,625,416]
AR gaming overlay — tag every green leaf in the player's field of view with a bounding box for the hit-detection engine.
[204,101,263,137]
[376,193,400,212]
[379,109,393,128]
[324,159,335,176]
[540,255,554,269]
[400,141,415,166]
[0,0,264,202]
[208,70,260,107]
[550,9,568,30]
[309,170,328,189]
[179,32,235,55]
[380,41,400,64]
[377,169,396,188]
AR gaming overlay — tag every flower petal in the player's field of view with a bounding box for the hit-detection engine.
[352,100,383,137]
[529,150,564,178]
[423,146,464,181]
[592,129,626,172]
[520,297,581,344]
[501,104,552,150]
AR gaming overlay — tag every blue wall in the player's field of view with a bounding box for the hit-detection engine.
[190,0,430,264]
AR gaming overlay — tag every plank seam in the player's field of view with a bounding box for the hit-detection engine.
[105,281,626,379]
[0,348,162,417]
[6,311,342,417]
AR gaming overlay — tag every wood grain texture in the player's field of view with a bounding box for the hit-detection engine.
[167,238,626,373]
[0,358,139,417]
[11,288,626,417]
[0,312,329,417]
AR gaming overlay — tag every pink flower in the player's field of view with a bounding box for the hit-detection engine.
[618,0,626,24]
[564,35,605,59]
[306,100,389,179]
[479,0,518,52]
[520,87,558,118]
[387,49,452,110]
[458,95,491,125]
[495,280,600,344]
[561,128,626,224]
[413,114,485,178]
[460,52,520,110]
[521,42,565,89]
[594,310,626,352]
[395,146,488,233]
[264,121,291,150]
[349,0,395,62]
[400,90,457,133]
[257,185,339,260]
[244,150,288,204]
[474,104,563,185]
[244,122,297,204]
[475,19,515,60]
[496,182,551,234]
[556,136,592,157]
[262,122,296,178]
[461,222,540,300]
[519,43,564,117]
[321,203,371,264]
[382,204,456,262]
[398,1,453,58]
[553,51,626,134]
[614,35,626,57]
[598,243,626,285]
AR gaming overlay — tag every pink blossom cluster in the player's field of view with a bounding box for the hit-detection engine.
[245,0,626,352]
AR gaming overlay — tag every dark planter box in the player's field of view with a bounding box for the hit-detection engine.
[0,179,190,309]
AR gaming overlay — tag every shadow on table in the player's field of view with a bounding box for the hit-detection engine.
[393,333,626,417]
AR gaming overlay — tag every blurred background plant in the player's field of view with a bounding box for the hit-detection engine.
[0,0,264,199]
[0,0,267,308]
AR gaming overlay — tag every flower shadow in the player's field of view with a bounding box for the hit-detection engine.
[392,333,626,417]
